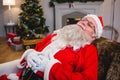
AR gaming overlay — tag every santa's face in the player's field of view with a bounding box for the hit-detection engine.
[77,17,97,39]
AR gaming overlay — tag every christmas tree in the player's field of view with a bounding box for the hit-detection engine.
[17,0,49,40]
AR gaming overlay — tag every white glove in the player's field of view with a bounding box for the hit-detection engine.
[17,49,37,68]
[28,55,49,72]
[26,51,41,68]
[21,49,36,59]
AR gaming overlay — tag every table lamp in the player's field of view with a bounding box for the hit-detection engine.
[3,0,15,25]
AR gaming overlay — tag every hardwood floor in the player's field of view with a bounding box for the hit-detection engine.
[0,37,25,64]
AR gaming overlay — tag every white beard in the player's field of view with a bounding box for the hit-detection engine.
[52,24,94,50]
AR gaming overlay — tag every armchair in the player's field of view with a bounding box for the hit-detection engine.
[92,37,120,80]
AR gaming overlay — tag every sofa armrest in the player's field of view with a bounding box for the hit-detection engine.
[0,59,20,75]
[92,37,120,80]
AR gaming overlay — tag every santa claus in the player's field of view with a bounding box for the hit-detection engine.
[0,14,104,80]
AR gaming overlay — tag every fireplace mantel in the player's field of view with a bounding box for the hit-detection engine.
[54,2,102,29]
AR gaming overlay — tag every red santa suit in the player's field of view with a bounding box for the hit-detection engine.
[0,14,104,80]
[33,33,98,80]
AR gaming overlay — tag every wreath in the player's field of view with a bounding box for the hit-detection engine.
[49,0,104,7]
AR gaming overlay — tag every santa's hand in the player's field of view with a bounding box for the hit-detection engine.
[17,49,37,68]
[26,52,41,68]
[31,55,49,72]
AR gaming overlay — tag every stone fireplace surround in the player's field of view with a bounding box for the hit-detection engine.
[54,2,102,29]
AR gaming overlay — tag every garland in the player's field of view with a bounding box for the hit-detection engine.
[49,0,104,7]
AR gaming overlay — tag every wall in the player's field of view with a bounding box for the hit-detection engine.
[0,0,120,42]
[99,0,120,41]
[41,0,54,33]
[114,0,120,41]
[0,0,5,37]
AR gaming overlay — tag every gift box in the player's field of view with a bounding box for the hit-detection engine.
[7,32,22,46]
[7,32,17,40]
[7,32,18,46]
[11,43,23,51]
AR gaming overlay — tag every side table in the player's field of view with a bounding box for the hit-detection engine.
[4,24,17,36]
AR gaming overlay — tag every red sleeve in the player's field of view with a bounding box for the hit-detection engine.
[49,44,98,80]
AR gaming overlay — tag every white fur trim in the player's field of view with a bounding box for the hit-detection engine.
[7,73,19,80]
[44,59,60,80]
[18,49,40,68]
[20,49,37,59]
[84,14,103,38]
[40,39,67,59]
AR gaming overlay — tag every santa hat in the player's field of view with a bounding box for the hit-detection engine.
[84,14,104,38]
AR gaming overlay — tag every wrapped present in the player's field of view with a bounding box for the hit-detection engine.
[7,32,23,49]
[7,32,17,39]
[11,43,23,51]
[7,32,18,46]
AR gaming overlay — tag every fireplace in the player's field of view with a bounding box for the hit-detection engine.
[62,12,86,26]
[54,2,102,29]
